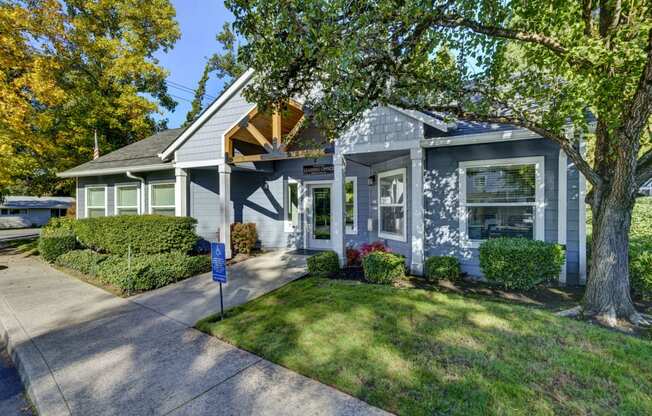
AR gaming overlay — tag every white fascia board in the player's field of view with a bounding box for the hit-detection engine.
[389,106,452,132]
[173,159,225,169]
[57,164,173,178]
[159,68,255,161]
[421,128,540,148]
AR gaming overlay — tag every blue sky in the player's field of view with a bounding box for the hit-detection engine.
[154,1,233,128]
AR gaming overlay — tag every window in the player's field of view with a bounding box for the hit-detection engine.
[150,183,175,216]
[459,157,544,247]
[378,168,406,241]
[345,177,357,234]
[50,208,67,217]
[86,186,106,218]
[115,184,140,215]
[284,179,300,232]
[0,209,27,215]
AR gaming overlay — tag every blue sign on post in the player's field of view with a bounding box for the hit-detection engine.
[211,242,227,283]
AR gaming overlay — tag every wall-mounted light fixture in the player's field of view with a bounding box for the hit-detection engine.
[367,175,376,186]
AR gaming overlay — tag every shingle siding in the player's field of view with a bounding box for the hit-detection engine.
[338,106,423,151]
[175,89,253,164]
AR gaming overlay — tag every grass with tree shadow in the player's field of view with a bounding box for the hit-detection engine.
[197,277,652,416]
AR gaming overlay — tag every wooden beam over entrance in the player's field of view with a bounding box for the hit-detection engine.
[230,149,327,164]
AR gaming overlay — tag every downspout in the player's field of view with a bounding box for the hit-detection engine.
[126,171,146,214]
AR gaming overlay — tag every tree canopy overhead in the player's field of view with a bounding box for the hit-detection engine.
[227,0,652,324]
[0,0,180,195]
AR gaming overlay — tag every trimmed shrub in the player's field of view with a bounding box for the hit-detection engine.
[231,223,257,255]
[43,216,75,233]
[424,256,460,282]
[72,215,199,255]
[38,229,77,262]
[307,251,340,277]
[360,241,389,257]
[97,252,210,294]
[362,251,405,284]
[55,249,109,275]
[479,238,565,290]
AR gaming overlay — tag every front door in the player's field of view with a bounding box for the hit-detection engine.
[305,184,333,250]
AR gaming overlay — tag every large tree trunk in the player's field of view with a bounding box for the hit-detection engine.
[583,190,639,325]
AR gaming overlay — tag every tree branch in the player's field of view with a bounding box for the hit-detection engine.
[435,13,593,67]
[583,0,594,36]
[418,104,603,186]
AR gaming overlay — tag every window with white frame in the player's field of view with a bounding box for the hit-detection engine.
[86,186,106,218]
[150,183,175,216]
[115,184,140,215]
[284,179,300,232]
[345,177,357,234]
[459,157,544,246]
[378,168,406,241]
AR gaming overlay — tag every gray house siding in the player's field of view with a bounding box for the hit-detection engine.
[343,160,372,248]
[188,169,221,241]
[77,170,175,217]
[175,89,253,164]
[368,155,412,264]
[424,138,579,280]
[566,163,581,284]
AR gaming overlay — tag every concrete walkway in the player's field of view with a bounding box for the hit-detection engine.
[0,251,389,416]
[132,250,310,326]
[0,228,40,243]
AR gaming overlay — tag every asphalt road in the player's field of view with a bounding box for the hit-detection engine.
[0,228,40,243]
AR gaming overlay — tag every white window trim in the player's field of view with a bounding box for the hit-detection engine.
[85,185,108,218]
[377,167,407,242]
[114,183,141,215]
[458,156,545,249]
[284,178,301,232]
[345,176,358,234]
[148,181,176,214]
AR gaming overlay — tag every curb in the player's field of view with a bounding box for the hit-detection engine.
[0,296,71,416]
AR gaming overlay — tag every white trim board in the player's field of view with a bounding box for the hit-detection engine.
[458,156,545,249]
[558,150,568,284]
[58,164,173,178]
[160,68,255,160]
[377,167,408,242]
[421,129,540,148]
[284,178,301,233]
[174,159,225,169]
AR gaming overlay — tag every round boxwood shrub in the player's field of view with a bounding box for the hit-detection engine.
[38,229,77,263]
[479,238,565,290]
[362,251,405,284]
[424,256,460,282]
[307,251,340,277]
[231,223,258,255]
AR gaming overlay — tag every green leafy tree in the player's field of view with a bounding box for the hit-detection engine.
[183,61,211,127]
[228,0,652,325]
[0,0,179,195]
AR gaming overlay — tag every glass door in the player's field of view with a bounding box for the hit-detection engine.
[306,184,333,250]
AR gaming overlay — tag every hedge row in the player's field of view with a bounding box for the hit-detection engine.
[56,250,210,295]
[72,215,199,256]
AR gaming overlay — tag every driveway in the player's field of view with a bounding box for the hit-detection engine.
[0,250,388,416]
[132,249,310,326]
[0,229,40,243]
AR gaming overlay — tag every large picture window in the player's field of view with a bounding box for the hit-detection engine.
[115,184,140,215]
[284,179,300,232]
[150,183,175,216]
[86,186,106,218]
[459,157,544,247]
[378,168,406,241]
[345,177,357,234]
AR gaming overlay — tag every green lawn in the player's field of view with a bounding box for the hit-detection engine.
[197,277,652,416]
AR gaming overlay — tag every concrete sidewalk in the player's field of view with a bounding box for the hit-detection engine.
[0,251,389,416]
[132,250,310,326]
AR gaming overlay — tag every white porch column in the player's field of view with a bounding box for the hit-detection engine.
[332,153,346,265]
[174,167,188,217]
[218,163,232,259]
[410,147,425,275]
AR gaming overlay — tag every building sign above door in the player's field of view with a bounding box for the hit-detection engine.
[303,164,334,175]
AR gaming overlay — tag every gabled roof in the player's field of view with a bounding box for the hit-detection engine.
[159,68,255,161]
[58,128,182,178]
[1,196,74,209]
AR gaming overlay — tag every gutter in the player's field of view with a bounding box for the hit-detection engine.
[126,171,146,214]
[57,163,172,178]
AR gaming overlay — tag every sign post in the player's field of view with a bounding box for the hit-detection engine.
[211,242,228,320]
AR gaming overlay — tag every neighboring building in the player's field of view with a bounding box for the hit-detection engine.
[0,196,74,229]
[640,178,652,196]
[59,69,587,285]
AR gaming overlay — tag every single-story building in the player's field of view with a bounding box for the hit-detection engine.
[59,69,587,285]
[0,196,74,229]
